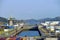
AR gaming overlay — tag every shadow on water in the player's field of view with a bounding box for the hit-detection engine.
[29,27,41,36]
[37,38,44,40]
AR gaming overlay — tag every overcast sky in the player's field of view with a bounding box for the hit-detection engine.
[0,0,60,19]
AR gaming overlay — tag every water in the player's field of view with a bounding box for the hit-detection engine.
[17,31,40,37]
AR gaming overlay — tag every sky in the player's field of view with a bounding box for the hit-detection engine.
[0,0,60,19]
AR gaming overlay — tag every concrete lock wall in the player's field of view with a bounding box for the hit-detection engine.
[45,38,58,40]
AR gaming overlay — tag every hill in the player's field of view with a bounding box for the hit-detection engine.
[0,17,8,23]
[24,16,60,25]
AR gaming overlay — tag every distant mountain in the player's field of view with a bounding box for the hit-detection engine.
[24,19,40,25]
[53,16,60,21]
[24,16,60,25]
[1,16,60,25]
[0,17,8,23]
[39,16,60,22]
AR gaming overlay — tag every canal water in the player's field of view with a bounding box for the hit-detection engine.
[17,31,40,37]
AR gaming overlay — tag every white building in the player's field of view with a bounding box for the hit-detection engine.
[41,21,60,26]
[50,21,59,26]
[41,21,51,26]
